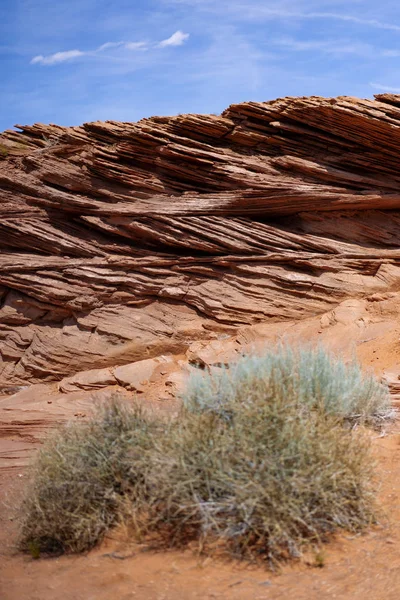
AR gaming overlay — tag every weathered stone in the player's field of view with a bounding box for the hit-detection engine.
[3,94,400,382]
[58,368,117,393]
[186,339,240,367]
[0,385,133,470]
[113,356,173,392]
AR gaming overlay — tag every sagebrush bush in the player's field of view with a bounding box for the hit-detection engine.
[184,346,391,424]
[144,391,375,563]
[19,400,157,554]
[19,348,389,563]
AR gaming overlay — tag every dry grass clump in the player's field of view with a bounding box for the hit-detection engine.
[19,348,389,563]
[19,401,157,554]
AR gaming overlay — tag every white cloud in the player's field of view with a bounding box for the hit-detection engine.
[158,30,190,47]
[370,82,400,93]
[124,42,148,50]
[98,41,147,51]
[97,42,126,52]
[31,34,187,67]
[31,50,85,65]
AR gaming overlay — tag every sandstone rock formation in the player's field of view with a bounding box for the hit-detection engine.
[3,93,400,385]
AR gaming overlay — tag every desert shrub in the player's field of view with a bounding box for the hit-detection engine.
[184,346,391,424]
[19,348,388,563]
[19,399,157,554]
[143,389,375,563]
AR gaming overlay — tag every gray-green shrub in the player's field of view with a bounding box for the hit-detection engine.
[184,346,391,424]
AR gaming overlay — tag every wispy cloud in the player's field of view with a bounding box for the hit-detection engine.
[381,49,400,57]
[31,31,189,66]
[370,82,400,93]
[31,50,85,65]
[272,37,375,57]
[272,36,400,59]
[97,41,148,52]
[124,42,148,50]
[158,30,190,47]
[165,1,400,32]
[97,41,126,51]
[303,12,400,32]
[247,8,400,32]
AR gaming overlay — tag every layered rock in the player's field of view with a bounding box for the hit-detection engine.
[3,94,400,384]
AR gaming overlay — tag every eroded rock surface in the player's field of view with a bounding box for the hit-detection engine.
[3,94,400,383]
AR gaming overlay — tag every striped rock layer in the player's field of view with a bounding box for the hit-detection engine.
[2,93,400,383]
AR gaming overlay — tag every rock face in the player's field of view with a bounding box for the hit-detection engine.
[3,93,400,384]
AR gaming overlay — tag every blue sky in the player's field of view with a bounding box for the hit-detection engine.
[1,0,400,131]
